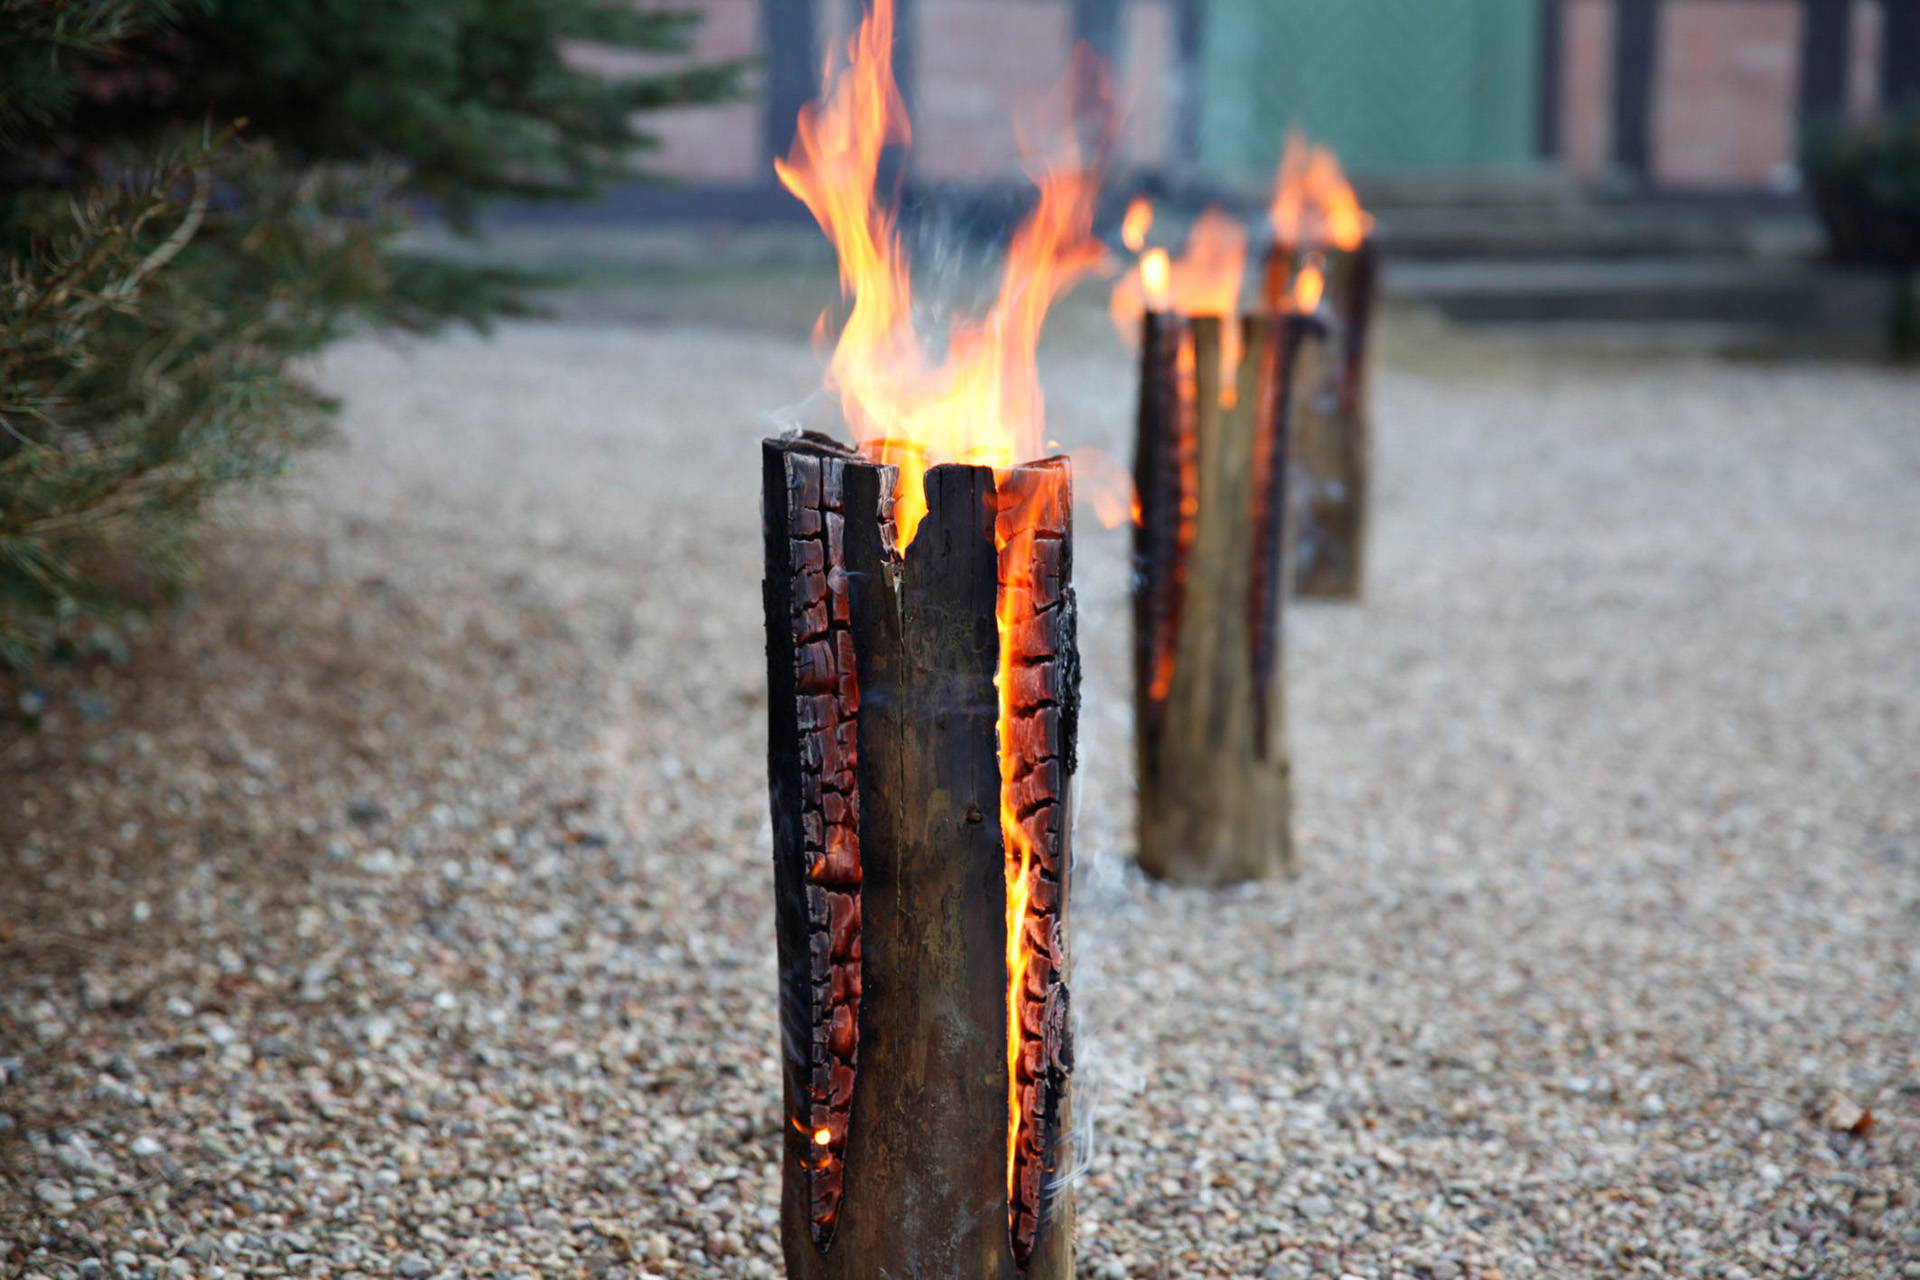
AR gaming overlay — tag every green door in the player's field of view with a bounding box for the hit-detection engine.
[1199,0,1540,176]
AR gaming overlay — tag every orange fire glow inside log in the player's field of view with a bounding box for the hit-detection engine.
[997,502,1034,1204]
[1268,129,1373,252]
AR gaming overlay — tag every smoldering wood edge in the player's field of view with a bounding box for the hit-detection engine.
[998,459,1078,1273]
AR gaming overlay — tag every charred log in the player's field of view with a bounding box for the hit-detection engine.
[765,444,1077,1279]
[1264,237,1379,599]
[1133,315,1299,885]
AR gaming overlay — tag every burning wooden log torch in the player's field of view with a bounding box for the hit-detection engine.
[763,438,1077,1276]
[761,0,1092,1273]
[1263,134,1379,601]
[1113,208,1320,884]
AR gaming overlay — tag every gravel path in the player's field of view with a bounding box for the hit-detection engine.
[3,311,1917,1280]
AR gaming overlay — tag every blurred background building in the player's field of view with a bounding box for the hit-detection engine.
[613,0,1918,204]
[553,0,1917,356]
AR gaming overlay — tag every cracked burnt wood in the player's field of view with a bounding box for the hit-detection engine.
[997,458,1077,1273]
[1264,237,1378,599]
[765,443,1076,1279]
[1133,313,1300,885]
[764,433,882,1250]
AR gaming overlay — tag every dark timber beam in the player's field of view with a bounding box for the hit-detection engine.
[1799,0,1854,121]
[1886,0,1920,110]
[1612,0,1658,182]
[1538,0,1565,159]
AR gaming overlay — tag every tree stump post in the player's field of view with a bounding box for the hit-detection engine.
[1265,238,1379,599]
[1133,314,1315,885]
[763,435,1077,1279]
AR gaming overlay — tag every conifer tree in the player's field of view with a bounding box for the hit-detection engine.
[0,0,741,665]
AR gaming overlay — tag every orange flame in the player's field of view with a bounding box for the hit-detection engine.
[1121,196,1153,252]
[1268,130,1372,252]
[1110,207,1249,406]
[1140,247,1171,311]
[1292,259,1325,313]
[775,0,1105,551]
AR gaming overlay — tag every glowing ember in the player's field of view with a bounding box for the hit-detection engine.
[775,0,1096,1252]
[1121,195,1153,252]
[775,0,1104,552]
[813,1127,832,1146]
[1268,130,1372,252]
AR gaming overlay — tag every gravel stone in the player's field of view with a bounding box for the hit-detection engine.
[0,310,1915,1280]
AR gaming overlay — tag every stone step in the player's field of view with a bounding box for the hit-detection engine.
[1351,167,1588,212]
[1371,205,1822,261]
[1385,258,1902,358]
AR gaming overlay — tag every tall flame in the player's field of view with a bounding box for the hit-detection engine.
[1109,204,1249,406]
[775,0,1105,550]
[1268,130,1372,252]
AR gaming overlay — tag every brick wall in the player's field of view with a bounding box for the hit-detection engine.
[1849,0,1885,118]
[605,0,1177,188]
[602,0,1904,195]
[914,1,1076,180]
[1562,0,1616,176]
[1558,0,1894,189]
[1655,0,1799,186]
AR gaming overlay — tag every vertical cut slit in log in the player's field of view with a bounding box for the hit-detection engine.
[1264,237,1379,599]
[764,438,1077,1278]
[1132,314,1303,885]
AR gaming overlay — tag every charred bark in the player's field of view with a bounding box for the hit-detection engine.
[1133,314,1299,885]
[765,442,1077,1278]
[1264,238,1379,600]
[764,433,883,1248]
[996,459,1077,1270]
